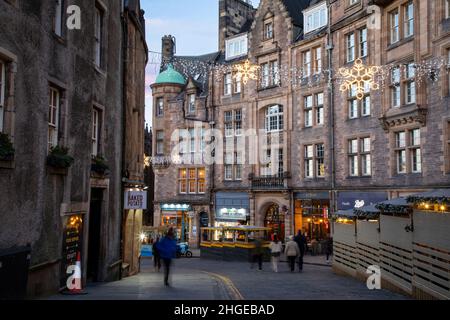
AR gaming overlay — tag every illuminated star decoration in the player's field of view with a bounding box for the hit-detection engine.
[233,59,259,85]
[339,58,380,100]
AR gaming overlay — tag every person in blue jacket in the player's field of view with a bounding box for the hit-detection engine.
[156,227,177,286]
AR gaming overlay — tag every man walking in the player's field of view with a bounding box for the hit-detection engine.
[294,230,307,272]
[156,227,177,286]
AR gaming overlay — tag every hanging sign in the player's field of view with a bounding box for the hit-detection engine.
[124,191,148,210]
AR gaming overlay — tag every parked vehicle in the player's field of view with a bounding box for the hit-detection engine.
[176,242,193,258]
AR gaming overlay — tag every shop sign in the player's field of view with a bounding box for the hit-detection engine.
[337,191,388,210]
[160,203,191,211]
[216,208,248,220]
[295,192,330,200]
[124,191,147,210]
[60,214,84,288]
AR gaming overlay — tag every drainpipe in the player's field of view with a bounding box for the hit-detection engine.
[326,0,336,235]
[119,10,129,280]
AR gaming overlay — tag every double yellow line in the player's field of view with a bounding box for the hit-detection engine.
[202,271,244,300]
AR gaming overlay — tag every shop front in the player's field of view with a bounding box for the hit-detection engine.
[294,192,330,241]
[337,191,388,211]
[214,192,250,241]
[160,203,192,242]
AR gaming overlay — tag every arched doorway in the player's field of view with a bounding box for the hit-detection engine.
[264,203,285,241]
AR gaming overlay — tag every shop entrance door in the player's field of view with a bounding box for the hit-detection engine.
[264,204,285,241]
[87,188,103,282]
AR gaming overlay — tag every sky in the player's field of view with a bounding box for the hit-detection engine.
[142,0,260,127]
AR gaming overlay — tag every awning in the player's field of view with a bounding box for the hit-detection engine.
[337,191,388,210]
[354,204,380,219]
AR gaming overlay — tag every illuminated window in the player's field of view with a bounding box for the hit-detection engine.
[179,168,205,194]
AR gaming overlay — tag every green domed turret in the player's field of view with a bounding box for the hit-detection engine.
[155,64,186,85]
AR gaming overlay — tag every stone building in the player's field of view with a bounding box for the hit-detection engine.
[0,0,147,297]
[151,0,450,246]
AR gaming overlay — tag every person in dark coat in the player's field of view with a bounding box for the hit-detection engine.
[325,236,333,262]
[153,236,161,272]
[294,230,307,272]
[250,238,264,271]
[156,228,177,286]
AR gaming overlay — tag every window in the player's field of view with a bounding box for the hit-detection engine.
[346,28,367,63]
[316,93,324,125]
[348,83,370,118]
[313,47,322,74]
[447,0,450,19]
[347,33,355,63]
[48,87,60,151]
[349,0,359,5]
[94,5,103,68]
[178,168,206,194]
[54,0,64,37]
[0,60,5,133]
[404,1,414,38]
[234,73,241,94]
[265,105,283,132]
[235,152,243,180]
[395,129,421,174]
[391,67,401,107]
[304,144,324,178]
[391,63,416,107]
[360,28,368,58]
[235,110,242,136]
[261,148,284,177]
[390,10,400,44]
[156,98,164,117]
[348,137,371,177]
[303,51,311,79]
[304,3,328,33]
[188,94,196,113]
[225,151,243,181]
[405,63,416,104]
[225,35,248,60]
[390,3,414,44]
[224,73,232,95]
[361,138,371,176]
[348,139,359,176]
[260,60,279,88]
[447,49,450,96]
[264,22,273,40]
[92,108,100,156]
[156,130,164,155]
[316,144,325,177]
[304,95,313,127]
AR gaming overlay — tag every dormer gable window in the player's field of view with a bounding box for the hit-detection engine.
[304,2,328,34]
[225,34,248,61]
[188,93,196,113]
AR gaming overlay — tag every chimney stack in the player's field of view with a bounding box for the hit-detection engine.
[161,35,176,66]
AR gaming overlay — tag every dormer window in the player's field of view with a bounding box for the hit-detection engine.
[304,2,328,34]
[188,94,196,113]
[264,21,273,40]
[225,34,248,61]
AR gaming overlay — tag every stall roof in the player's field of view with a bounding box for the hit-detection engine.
[334,209,355,218]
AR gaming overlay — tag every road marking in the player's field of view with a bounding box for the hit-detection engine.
[202,271,244,300]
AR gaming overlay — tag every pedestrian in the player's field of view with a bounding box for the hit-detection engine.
[156,227,177,286]
[251,237,264,271]
[284,235,300,272]
[269,235,282,272]
[152,236,161,272]
[294,230,307,272]
[325,235,333,263]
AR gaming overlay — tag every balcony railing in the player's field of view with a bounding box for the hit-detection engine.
[250,173,289,189]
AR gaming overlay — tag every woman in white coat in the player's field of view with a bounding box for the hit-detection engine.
[285,235,300,272]
[269,234,282,272]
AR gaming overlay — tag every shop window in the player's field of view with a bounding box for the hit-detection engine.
[295,199,330,241]
[264,204,285,241]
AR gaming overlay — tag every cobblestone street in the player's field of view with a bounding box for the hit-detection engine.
[48,255,408,300]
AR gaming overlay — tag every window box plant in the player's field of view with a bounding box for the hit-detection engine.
[47,146,74,169]
[91,155,109,176]
[0,133,15,161]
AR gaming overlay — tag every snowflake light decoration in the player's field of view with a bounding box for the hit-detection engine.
[339,58,380,100]
[233,59,260,85]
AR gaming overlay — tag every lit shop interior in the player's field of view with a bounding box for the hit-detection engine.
[160,203,191,242]
[213,192,250,241]
[294,195,330,241]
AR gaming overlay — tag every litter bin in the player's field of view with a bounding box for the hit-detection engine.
[0,245,31,300]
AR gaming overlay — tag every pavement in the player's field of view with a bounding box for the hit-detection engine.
[47,254,409,300]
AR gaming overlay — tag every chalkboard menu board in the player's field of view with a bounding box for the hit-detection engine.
[60,215,84,288]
